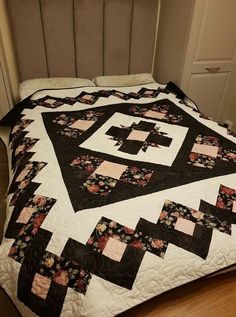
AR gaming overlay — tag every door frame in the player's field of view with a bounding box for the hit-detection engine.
[180,0,236,123]
[0,30,14,109]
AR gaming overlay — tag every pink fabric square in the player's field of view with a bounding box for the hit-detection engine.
[16,207,36,224]
[102,237,126,262]
[127,130,149,141]
[191,144,219,157]
[70,119,95,130]
[15,144,25,155]
[82,94,93,100]
[144,90,154,95]
[16,165,31,182]
[45,99,56,105]
[233,201,236,213]
[174,217,195,236]
[145,110,166,119]
[53,270,69,286]
[31,273,51,300]
[94,161,127,179]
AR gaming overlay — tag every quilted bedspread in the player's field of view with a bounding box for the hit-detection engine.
[0,82,236,316]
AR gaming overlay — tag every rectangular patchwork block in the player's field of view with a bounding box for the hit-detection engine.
[16,207,36,224]
[188,135,224,169]
[127,130,150,142]
[63,237,145,290]
[81,174,117,196]
[69,119,95,131]
[174,217,195,236]
[38,251,91,294]
[145,110,166,120]
[102,237,127,262]
[216,184,236,211]
[31,273,51,300]
[94,161,128,179]
[191,144,219,158]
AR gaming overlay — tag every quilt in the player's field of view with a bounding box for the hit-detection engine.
[0,82,236,317]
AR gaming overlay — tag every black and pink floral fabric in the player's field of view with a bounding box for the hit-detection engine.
[216,185,236,211]
[189,134,236,169]
[38,251,91,294]
[9,195,56,263]
[13,137,39,169]
[10,118,34,146]
[10,161,47,206]
[87,217,168,259]
[52,111,104,138]
[71,155,153,196]
[129,104,183,123]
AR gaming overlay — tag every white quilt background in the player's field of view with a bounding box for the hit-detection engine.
[0,83,235,317]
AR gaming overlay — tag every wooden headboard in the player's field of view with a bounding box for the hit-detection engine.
[7,0,160,81]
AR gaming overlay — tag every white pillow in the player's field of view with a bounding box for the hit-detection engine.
[93,73,156,87]
[19,77,96,99]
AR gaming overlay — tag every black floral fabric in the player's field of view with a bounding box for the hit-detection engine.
[216,185,236,210]
[9,161,47,206]
[70,155,154,197]
[52,111,104,138]
[159,200,231,235]
[10,118,34,146]
[87,217,168,259]
[188,134,236,169]
[38,251,92,294]
[129,104,183,123]
[9,195,56,263]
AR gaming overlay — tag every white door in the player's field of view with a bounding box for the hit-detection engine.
[181,0,236,123]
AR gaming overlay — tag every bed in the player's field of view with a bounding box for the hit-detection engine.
[0,77,236,316]
[1,0,236,315]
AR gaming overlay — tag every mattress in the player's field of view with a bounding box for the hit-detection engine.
[0,81,235,317]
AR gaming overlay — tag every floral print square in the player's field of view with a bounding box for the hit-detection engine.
[216,185,236,211]
[87,217,168,259]
[159,200,230,235]
[38,251,91,294]
[70,155,104,173]
[129,104,183,123]
[188,152,216,169]
[53,111,104,139]
[188,134,221,169]
[81,174,117,196]
[217,147,236,163]
[195,135,220,147]
[77,93,98,105]
[14,138,39,164]
[9,195,56,263]
[38,98,64,108]
[10,119,33,146]
[10,162,47,207]
[120,166,153,187]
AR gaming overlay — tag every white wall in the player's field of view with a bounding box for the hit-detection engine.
[153,0,194,85]
[0,0,19,102]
